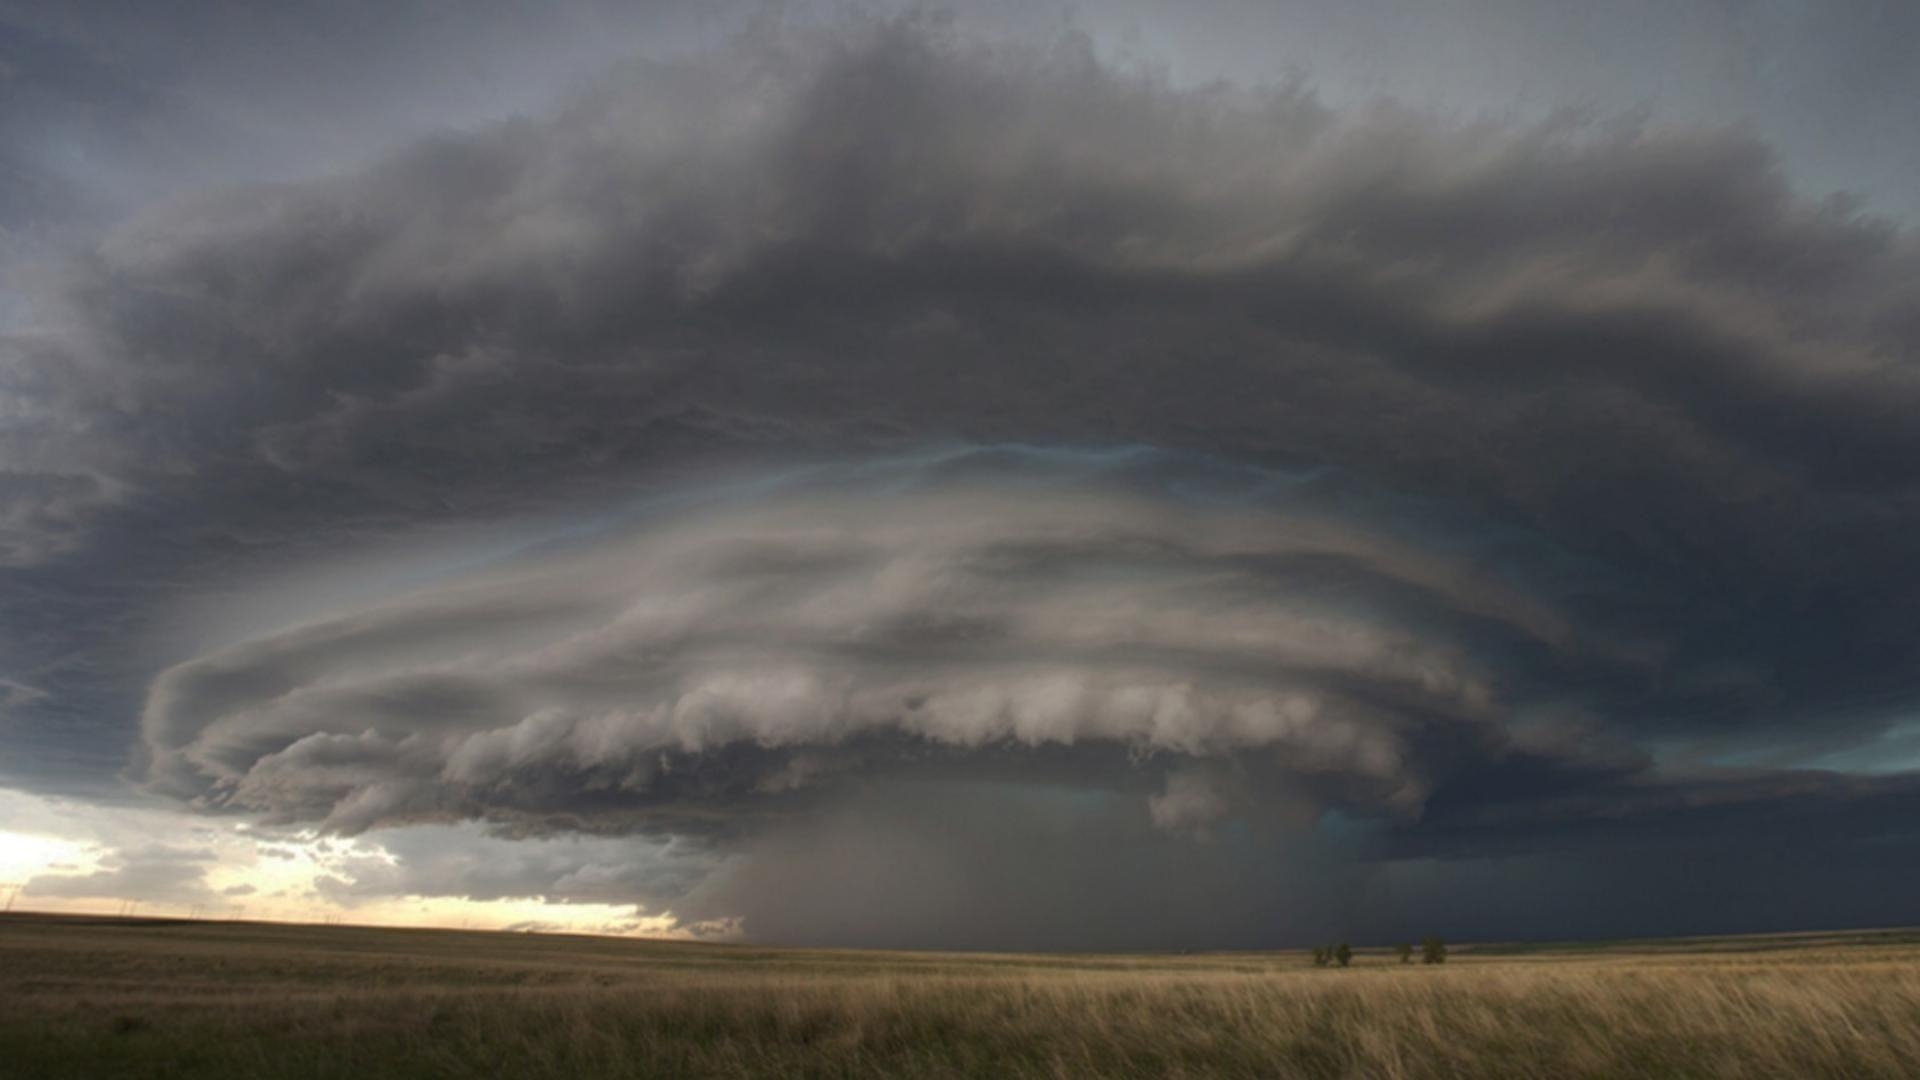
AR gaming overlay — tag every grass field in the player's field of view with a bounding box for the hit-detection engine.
[3,913,1919,1078]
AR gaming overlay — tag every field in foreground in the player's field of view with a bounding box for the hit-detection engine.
[4,914,1920,1078]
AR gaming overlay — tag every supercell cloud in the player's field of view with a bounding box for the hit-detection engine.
[143,451,1546,831]
[5,9,1920,947]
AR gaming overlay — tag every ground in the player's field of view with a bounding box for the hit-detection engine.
[3,913,1918,1078]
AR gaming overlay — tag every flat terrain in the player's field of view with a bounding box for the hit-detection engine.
[3,914,1919,1078]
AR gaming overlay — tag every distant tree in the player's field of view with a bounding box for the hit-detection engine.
[1311,946,1330,968]
[1334,942,1352,968]
[1395,942,1413,964]
[1421,936,1448,965]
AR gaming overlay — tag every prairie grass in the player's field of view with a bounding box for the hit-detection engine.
[3,914,1919,1078]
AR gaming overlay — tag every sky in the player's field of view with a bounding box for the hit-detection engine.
[1,0,1919,949]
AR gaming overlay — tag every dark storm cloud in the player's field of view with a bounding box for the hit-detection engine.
[674,777,1369,951]
[139,467,1551,830]
[5,15,1920,945]
[125,449,1920,946]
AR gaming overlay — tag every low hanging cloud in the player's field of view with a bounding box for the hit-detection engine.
[145,459,1550,835]
[4,15,1920,945]
[131,449,1920,949]
[306,823,711,913]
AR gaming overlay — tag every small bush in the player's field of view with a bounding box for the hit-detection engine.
[1421,937,1448,965]
[1334,943,1352,968]
[1310,946,1329,968]
[1395,943,1413,964]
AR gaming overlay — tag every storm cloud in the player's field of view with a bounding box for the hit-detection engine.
[140,456,1535,825]
[5,12,1920,946]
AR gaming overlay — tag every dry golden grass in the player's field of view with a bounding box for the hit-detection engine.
[4,914,1919,1078]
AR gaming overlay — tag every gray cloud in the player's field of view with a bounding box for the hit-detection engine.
[307,823,710,914]
[24,844,217,906]
[138,469,1587,833]
[1149,765,1238,839]
[6,17,1914,569]
[674,775,1368,951]
[128,451,1920,945]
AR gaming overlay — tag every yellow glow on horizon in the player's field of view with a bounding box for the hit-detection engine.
[0,830,99,885]
[349,894,692,936]
[0,792,731,941]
